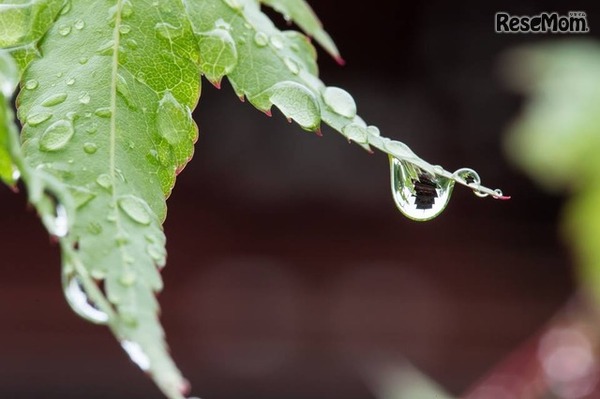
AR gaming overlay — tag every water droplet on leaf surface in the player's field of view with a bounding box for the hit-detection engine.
[39,120,74,151]
[41,92,68,107]
[118,195,152,225]
[58,24,71,36]
[254,32,268,47]
[323,87,356,118]
[156,92,193,146]
[24,79,38,90]
[63,273,109,324]
[389,156,454,221]
[265,81,320,130]
[27,112,52,126]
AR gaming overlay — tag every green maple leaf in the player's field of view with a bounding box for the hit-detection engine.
[0,1,506,398]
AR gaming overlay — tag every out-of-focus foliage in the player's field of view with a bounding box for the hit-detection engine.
[504,40,600,303]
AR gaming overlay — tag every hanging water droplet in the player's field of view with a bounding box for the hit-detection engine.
[121,340,150,370]
[96,174,113,190]
[24,79,38,90]
[270,34,284,49]
[41,92,68,107]
[58,24,72,36]
[342,123,368,144]
[390,156,454,221]
[27,112,52,126]
[78,91,91,104]
[83,142,98,154]
[63,273,108,324]
[156,91,193,146]
[284,57,300,75]
[452,167,487,197]
[39,120,74,152]
[323,87,356,119]
[254,32,268,47]
[95,107,112,118]
[264,81,320,129]
[74,19,85,30]
[118,195,152,225]
[155,22,183,40]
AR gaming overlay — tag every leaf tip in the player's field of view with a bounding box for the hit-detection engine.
[334,55,346,66]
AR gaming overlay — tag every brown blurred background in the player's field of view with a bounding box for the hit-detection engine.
[2,1,598,398]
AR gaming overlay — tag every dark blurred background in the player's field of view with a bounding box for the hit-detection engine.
[2,1,599,398]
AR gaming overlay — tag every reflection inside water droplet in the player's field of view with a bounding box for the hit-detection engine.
[390,156,454,221]
[121,340,151,371]
[63,273,109,324]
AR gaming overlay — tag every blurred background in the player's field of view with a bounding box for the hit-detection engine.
[3,1,600,398]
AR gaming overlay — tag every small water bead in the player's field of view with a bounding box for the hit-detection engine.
[96,40,115,56]
[24,79,38,90]
[270,34,284,49]
[95,107,112,118]
[284,57,300,75]
[389,156,455,221]
[118,195,152,225]
[78,92,91,104]
[115,232,129,246]
[116,74,134,108]
[39,120,74,152]
[322,86,356,119]
[96,174,112,189]
[119,24,131,34]
[119,270,137,286]
[27,112,52,126]
[58,24,71,36]
[79,56,89,64]
[254,32,268,47]
[452,167,487,197]
[125,38,138,49]
[41,92,68,107]
[155,22,183,40]
[63,273,109,324]
[83,142,98,154]
[74,19,85,30]
[66,78,75,86]
[367,125,380,137]
[121,0,134,18]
